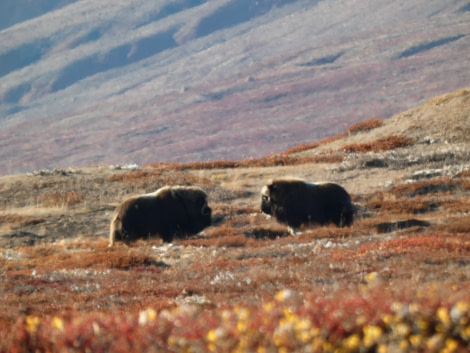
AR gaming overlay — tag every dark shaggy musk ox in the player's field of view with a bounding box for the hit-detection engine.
[261,178,353,234]
[109,185,211,246]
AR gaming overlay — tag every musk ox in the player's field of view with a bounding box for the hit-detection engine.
[109,185,211,246]
[260,178,353,234]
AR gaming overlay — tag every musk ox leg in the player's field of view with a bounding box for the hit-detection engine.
[109,213,120,247]
[160,232,175,243]
[340,208,354,227]
[287,226,300,235]
[158,224,176,243]
[109,229,131,247]
[109,212,132,247]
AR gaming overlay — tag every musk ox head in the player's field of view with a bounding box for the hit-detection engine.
[109,185,211,246]
[261,178,353,234]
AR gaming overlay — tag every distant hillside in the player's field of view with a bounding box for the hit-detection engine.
[0,0,77,30]
[0,0,469,175]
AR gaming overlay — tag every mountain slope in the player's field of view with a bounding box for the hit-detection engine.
[0,0,469,175]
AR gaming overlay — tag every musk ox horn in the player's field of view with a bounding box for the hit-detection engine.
[260,178,353,233]
[109,185,212,246]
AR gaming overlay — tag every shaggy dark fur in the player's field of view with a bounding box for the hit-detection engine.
[261,178,353,233]
[109,185,211,246]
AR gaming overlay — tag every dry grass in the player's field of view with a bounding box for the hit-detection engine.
[390,177,461,197]
[340,134,415,153]
[34,191,84,208]
[108,169,214,188]
[146,153,344,171]
[0,214,45,227]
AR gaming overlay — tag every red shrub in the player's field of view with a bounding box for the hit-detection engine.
[346,118,383,134]
[341,134,414,153]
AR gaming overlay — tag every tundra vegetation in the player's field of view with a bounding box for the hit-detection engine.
[0,89,469,352]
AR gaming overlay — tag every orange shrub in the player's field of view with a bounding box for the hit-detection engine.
[346,118,383,134]
[282,142,321,155]
[340,134,414,153]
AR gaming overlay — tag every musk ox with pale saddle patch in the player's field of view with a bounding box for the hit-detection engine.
[261,178,353,234]
[109,185,211,246]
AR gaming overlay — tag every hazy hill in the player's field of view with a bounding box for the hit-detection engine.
[0,0,469,175]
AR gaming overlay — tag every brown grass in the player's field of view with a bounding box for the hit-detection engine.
[147,154,344,171]
[108,169,213,188]
[34,191,84,208]
[346,118,383,134]
[0,214,45,227]
[457,170,470,178]
[282,142,322,155]
[340,134,414,153]
[440,215,470,234]
[366,195,439,214]
[390,177,460,197]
